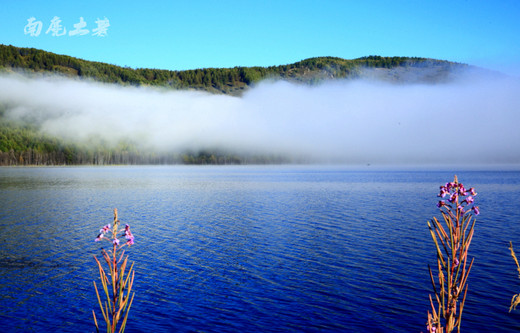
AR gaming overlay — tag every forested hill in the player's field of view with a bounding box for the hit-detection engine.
[0,44,474,166]
[0,44,469,95]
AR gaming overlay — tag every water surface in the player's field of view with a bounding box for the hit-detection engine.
[1,166,520,332]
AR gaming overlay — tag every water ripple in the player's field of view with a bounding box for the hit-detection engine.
[1,167,520,332]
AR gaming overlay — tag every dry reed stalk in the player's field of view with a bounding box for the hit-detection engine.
[508,242,520,312]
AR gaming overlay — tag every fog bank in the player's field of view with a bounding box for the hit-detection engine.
[1,72,519,166]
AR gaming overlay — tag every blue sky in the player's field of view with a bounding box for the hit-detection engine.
[1,0,520,74]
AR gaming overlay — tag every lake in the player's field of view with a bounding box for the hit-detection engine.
[1,166,520,332]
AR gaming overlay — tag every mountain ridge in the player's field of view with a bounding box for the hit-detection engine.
[0,44,472,95]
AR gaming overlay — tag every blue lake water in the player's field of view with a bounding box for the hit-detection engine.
[1,166,520,332]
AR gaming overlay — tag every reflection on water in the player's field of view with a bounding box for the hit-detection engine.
[1,166,520,332]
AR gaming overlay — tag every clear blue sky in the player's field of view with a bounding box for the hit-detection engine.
[1,0,520,74]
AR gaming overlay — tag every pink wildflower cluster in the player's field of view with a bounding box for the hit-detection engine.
[437,181,479,215]
[95,222,135,247]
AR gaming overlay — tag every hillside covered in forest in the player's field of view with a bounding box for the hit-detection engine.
[0,44,469,95]
[0,44,474,166]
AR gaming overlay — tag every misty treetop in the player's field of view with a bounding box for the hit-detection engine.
[0,109,291,166]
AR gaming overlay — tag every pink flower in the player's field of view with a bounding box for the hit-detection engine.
[438,188,449,198]
[458,185,467,196]
[95,233,104,242]
[472,206,480,215]
[113,238,120,246]
[464,196,474,205]
[453,257,459,268]
[124,224,134,240]
[469,187,477,196]
[126,237,135,246]
[449,192,458,203]
[99,224,111,235]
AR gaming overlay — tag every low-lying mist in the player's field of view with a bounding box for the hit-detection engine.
[1,71,519,166]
